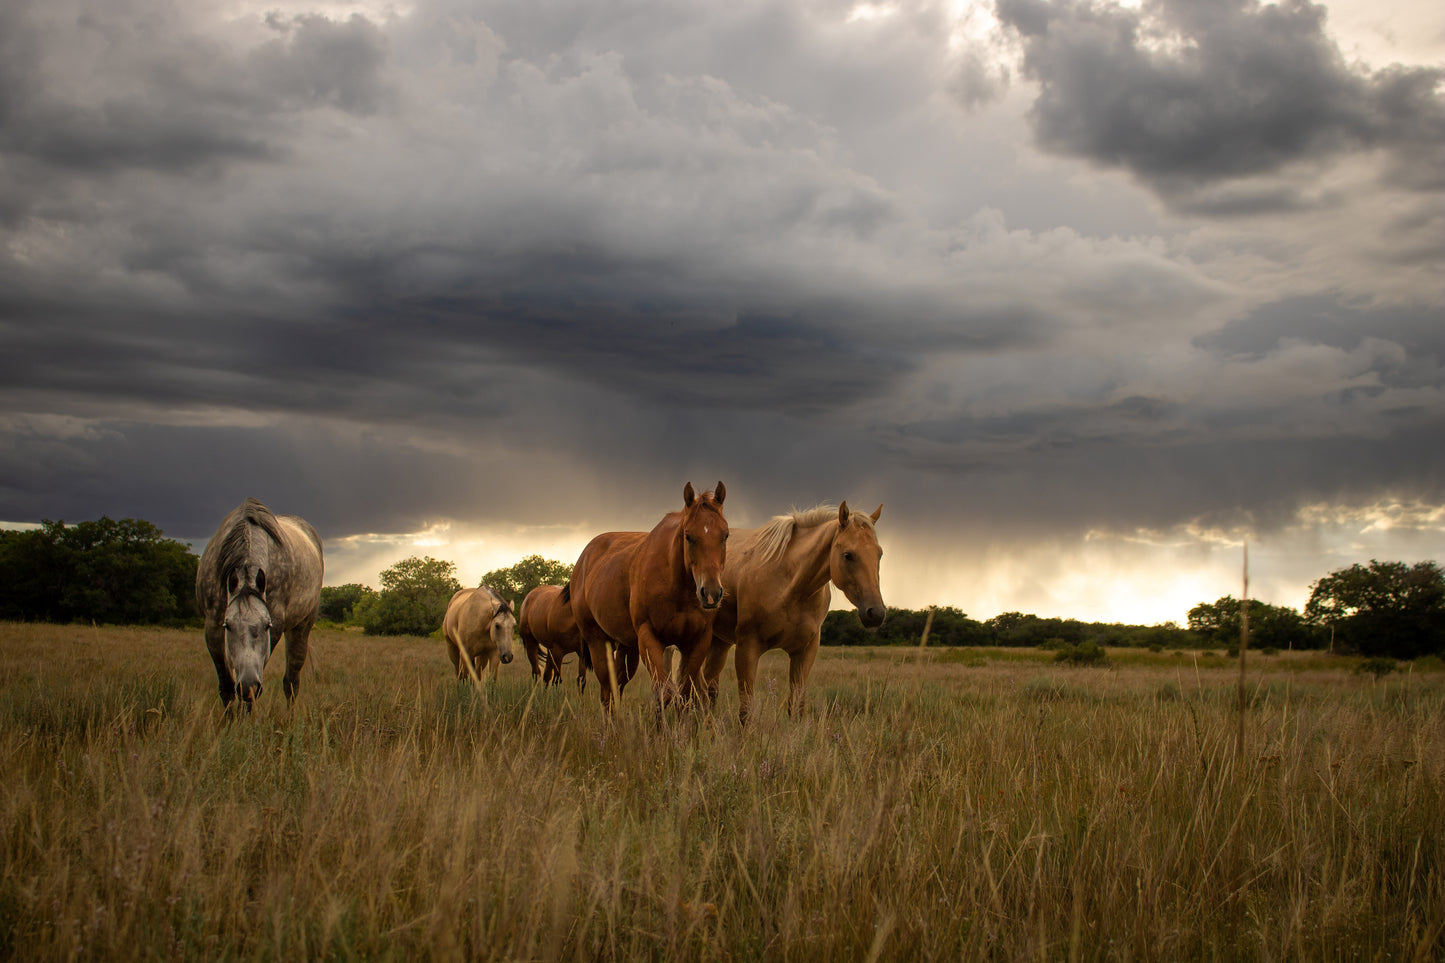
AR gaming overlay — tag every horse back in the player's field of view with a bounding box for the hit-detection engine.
[444,587,501,645]
[520,583,580,651]
[571,531,646,644]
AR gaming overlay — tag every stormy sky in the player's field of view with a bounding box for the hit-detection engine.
[2,0,1441,623]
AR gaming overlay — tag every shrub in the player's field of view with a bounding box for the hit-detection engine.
[1053,641,1110,667]
[1357,657,1397,680]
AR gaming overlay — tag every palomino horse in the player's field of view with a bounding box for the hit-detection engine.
[518,583,590,689]
[569,482,728,715]
[442,586,518,682]
[703,503,884,723]
[196,497,325,709]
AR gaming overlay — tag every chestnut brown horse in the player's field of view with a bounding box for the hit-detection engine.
[703,502,884,723]
[569,482,728,715]
[518,583,590,689]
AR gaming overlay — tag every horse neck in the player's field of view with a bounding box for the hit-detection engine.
[645,512,693,595]
[779,520,838,602]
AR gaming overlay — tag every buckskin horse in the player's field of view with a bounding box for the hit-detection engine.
[195,497,325,710]
[569,482,728,715]
[442,586,518,683]
[703,503,884,723]
[518,583,590,689]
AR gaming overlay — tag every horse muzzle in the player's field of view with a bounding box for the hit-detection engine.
[500,652,514,665]
[698,586,724,610]
[860,604,886,628]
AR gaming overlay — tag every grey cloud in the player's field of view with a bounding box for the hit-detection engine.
[995,0,1445,200]
[0,0,1440,579]
[0,4,390,181]
[1195,296,1445,389]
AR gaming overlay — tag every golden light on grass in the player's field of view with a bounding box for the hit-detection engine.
[1,622,1442,959]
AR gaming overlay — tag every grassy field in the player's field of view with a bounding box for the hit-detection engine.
[1,622,1442,961]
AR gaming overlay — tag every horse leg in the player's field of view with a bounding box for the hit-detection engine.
[676,638,714,708]
[575,650,588,692]
[635,623,675,717]
[283,619,313,704]
[584,637,616,711]
[205,622,236,707]
[615,647,639,692]
[488,650,502,683]
[787,643,819,717]
[733,641,761,726]
[702,642,731,710]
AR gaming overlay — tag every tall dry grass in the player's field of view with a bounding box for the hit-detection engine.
[1,622,1442,961]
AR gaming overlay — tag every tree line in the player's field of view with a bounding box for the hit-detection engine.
[2,516,1442,660]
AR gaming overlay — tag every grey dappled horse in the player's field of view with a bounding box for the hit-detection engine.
[196,498,324,710]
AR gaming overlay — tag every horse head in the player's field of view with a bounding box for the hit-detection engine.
[681,480,729,610]
[223,573,273,704]
[490,595,517,665]
[831,502,885,628]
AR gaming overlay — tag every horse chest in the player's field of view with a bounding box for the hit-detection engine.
[644,606,708,645]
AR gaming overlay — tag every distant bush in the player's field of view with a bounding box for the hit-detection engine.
[1357,657,1397,680]
[1053,641,1109,667]
[1413,655,1444,673]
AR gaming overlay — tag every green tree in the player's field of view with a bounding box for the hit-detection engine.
[477,554,573,610]
[1305,560,1445,659]
[1188,596,1317,651]
[0,518,198,625]
[318,583,376,624]
[360,556,462,637]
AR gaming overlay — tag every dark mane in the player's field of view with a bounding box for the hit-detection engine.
[480,584,512,614]
[215,497,285,583]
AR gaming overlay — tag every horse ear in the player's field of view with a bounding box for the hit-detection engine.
[683,482,696,507]
[226,571,240,596]
[870,504,883,523]
[838,502,850,528]
[255,569,266,598]
[714,481,725,505]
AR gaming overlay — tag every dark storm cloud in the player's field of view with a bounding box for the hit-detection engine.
[995,0,1445,200]
[0,4,387,180]
[1196,296,1445,383]
[0,0,1440,591]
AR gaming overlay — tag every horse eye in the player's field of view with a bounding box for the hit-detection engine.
[722,531,729,541]
[843,551,855,562]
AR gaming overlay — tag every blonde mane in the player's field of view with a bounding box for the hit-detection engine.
[745,504,875,564]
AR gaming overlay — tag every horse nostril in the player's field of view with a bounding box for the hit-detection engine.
[501,653,513,664]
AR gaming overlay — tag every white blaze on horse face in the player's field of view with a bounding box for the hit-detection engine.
[684,512,729,609]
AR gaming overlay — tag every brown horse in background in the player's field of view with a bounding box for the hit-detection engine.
[704,502,883,723]
[518,583,590,689]
[569,482,728,715]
